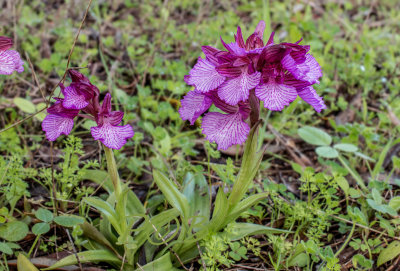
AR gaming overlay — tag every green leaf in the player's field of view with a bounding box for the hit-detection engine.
[83,169,145,215]
[334,143,358,152]
[226,193,269,223]
[35,208,53,223]
[354,151,375,162]
[134,253,179,271]
[54,215,84,227]
[153,170,189,218]
[372,139,393,180]
[79,222,120,257]
[182,172,210,227]
[32,222,50,235]
[336,176,349,194]
[208,188,229,232]
[316,146,339,158]
[13,97,36,114]
[352,254,373,269]
[225,223,291,241]
[298,126,332,146]
[0,221,29,242]
[83,197,121,233]
[0,242,13,255]
[17,254,40,271]
[378,241,400,266]
[42,250,121,270]
[288,253,309,267]
[389,197,400,211]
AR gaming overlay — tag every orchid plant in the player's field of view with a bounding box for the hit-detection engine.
[1,19,325,270]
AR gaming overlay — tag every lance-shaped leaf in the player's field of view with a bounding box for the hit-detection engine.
[153,170,189,218]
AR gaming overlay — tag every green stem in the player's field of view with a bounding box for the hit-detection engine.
[228,122,264,209]
[334,222,355,257]
[103,145,122,198]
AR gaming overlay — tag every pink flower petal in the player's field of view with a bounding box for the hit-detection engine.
[255,79,298,111]
[202,111,250,150]
[179,90,212,125]
[217,70,261,105]
[0,50,24,75]
[91,123,134,150]
[0,36,13,51]
[297,86,326,112]
[42,114,74,141]
[62,85,90,109]
[186,57,226,93]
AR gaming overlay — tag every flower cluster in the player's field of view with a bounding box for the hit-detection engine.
[179,21,325,150]
[0,36,24,75]
[42,70,134,149]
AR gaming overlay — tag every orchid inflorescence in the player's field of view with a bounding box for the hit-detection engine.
[41,70,134,150]
[0,36,24,75]
[179,21,325,150]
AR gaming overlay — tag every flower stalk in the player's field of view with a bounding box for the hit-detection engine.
[103,145,122,198]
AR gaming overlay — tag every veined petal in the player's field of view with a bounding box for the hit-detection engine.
[303,54,322,84]
[297,86,326,112]
[47,99,79,118]
[179,90,212,125]
[91,123,134,150]
[0,36,13,51]
[201,112,250,150]
[255,79,298,111]
[0,50,24,75]
[220,38,247,56]
[186,57,226,93]
[42,114,74,141]
[218,70,261,105]
[68,69,90,83]
[108,111,124,125]
[62,85,90,109]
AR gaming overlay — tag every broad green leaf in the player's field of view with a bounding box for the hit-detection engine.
[32,222,50,235]
[153,170,189,218]
[54,215,84,227]
[83,197,120,233]
[354,151,375,162]
[0,242,12,255]
[378,241,400,266]
[389,197,400,211]
[336,176,349,194]
[298,126,332,146]
[352,254,373,269]
[334,143,358,153]
[0,221,29,242]
[17,254,40,271]
[225,223,291,241]
[288,253,309,268]
[226,193,269,223]
[316,146,339,158]
[35,208,53,223]
[209,188,229,232]
[372,139,393,180]
[134,209,180,256]
[134,253,179,271]
[13,97,36,114]
[83,169,145,215]
[80,222,120,257]
[42,250,121,270]
[182,172,210,227]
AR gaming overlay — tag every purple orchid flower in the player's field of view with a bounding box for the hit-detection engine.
[42,70,134,150]
[180,21,325,150]
[0,36,24,75]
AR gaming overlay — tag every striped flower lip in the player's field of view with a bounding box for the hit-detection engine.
[42,70,134,150]
[180,21,325,150]
[0,36,24,75]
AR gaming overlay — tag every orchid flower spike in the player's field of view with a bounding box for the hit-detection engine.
[0,36,24,75]
[42,70,134,150]
[180,21,325,150]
